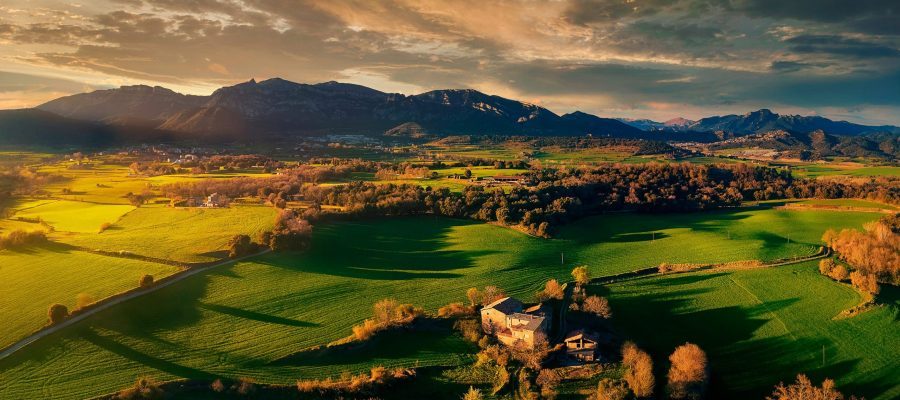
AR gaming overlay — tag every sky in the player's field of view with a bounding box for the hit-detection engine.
[0,0,898,125]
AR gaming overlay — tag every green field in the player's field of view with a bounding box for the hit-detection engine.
[789,164,900,178]
[0,207,881,399]
[11,199,135,233]
[787,198,898,211]
[600,261,899,399]
[0,245,181,348]
[60,205,278,263]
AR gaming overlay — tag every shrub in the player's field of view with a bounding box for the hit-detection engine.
[114,376,164,400]
[210,379,225,393]
[0,229,47,250]
[352,319,380,341]
[296,366,415,396]
[595,378,629,400]
[582,295,612,318]
[571,265,590,286]
[462,386,484,400]
[139,274,154,288]
[667,343,708,399]
[226,234,257,258]
[48,303,68,325]
[767,374,859,400]
[439,302,474,317]
[622,342,654,398]
[235,377,255,395]
[536,369,561,399]
[75,293,94,310]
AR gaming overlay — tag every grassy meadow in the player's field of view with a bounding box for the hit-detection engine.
[0,244,181,348]
[60,205,278,263]
[0,207,882,399]
[11,199,135,233]
[599,261,899,400]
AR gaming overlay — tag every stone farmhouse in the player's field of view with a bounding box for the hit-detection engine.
[480,297,551,349]
[563,329,600,361]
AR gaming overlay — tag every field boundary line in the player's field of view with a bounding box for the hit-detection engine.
[0,249,271,361]
[727,276,798,341]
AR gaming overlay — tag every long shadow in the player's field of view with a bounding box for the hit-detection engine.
[270,321,474,368]
[197,302,320,328]
[80,328,215,380]
[597,271,891,400]
[252,217,497,280]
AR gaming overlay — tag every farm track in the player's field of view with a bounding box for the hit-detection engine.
[0,249,270,362]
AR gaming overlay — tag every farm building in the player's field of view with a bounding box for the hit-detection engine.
[564,329,600,362]
[480,296,551,349]
[489,175,526,184]
[204,193,228,208]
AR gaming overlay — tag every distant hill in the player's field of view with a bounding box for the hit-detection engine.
[622,109,899,137]
[0,78,892,146]
[704,130,899,160]
[0,109,179,147]
[32,78,644,139]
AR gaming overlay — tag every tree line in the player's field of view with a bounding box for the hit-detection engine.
[162,162,899,237]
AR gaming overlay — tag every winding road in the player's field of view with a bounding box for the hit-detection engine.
[0,249,270,361]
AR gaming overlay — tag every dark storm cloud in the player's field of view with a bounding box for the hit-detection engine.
[1,0,899,124]
[785,35,900,59]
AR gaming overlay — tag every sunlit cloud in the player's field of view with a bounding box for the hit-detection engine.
[0,0,897,124]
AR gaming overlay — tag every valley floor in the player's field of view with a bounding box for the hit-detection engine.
[0,208,896,399]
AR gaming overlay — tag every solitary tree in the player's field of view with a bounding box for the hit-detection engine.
[583,295,612,318]
[668,343,708,399]
[466,287,482,307]
[139,274,154,288]
[622,342,655,398]
[482,286,505,305]
[48,303,69,325]
[538,279,565,301]
[571,265,590,286]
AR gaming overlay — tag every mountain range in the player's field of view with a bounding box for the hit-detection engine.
[0,77,896,146]
[618,109,899,137]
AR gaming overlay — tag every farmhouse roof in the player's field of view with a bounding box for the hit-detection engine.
[564,329,599,343]
[508,313,545,332]
[483,297,523,314]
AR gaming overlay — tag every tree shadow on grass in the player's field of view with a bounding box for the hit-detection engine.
[197,302,320,328]
[253,218,499,280]
[598,270,888,399]
[609,231,670,242]
[269,323,474,369]
[80,328,215,380]
[558,209,754,244]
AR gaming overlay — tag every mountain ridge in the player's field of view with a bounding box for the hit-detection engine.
[3,77,895,145]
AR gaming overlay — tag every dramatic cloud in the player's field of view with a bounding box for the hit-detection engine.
[0,0,898,124]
